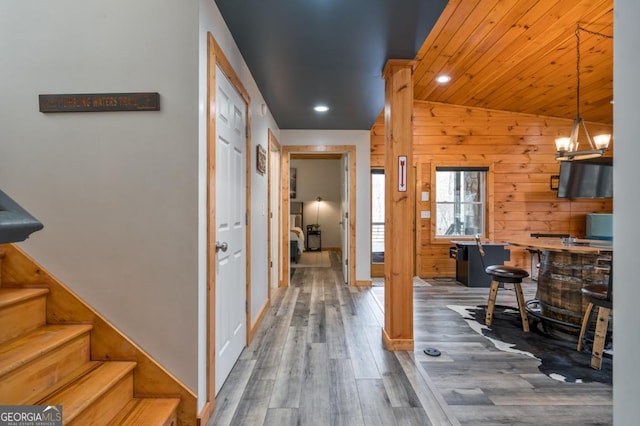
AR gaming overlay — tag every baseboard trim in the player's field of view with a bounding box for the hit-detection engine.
[248,298,269,344]
[197,401,214,426]
[382,327,414,351]
[354,280,372,287]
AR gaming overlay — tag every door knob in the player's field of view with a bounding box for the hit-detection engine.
[216,241,228,253]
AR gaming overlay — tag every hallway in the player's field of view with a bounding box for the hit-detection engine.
[210,253,612,425]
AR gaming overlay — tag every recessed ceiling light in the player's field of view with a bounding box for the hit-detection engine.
[435,74,451,84]
[314,105,330,112]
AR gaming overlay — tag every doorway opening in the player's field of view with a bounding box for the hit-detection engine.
[281,145,356,286]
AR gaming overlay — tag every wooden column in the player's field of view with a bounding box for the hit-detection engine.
[382,60,415,351]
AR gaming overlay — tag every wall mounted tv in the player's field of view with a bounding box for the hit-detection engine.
[557,157,613,199]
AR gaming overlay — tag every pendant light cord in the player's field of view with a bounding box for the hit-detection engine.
[575,25,613,119]
[575,26,581,119]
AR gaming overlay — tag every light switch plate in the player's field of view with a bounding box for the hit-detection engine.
[421,210,431,219]
[421,191,429,201]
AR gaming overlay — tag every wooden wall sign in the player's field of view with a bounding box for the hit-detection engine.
[398,155,407,192]
[39,92,160,113]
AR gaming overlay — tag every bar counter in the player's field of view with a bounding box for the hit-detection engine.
[508,238,612,328]
[507,238,613,256]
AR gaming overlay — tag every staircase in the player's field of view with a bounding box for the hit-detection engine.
[0,247,196,425]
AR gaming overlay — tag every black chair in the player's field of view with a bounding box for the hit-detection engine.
[577,259,612,370]
[475,236,530,332]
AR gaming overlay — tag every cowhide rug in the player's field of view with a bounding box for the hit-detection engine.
[448,304,612,384]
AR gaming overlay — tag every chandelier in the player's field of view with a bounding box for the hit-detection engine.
[555,25,613,161]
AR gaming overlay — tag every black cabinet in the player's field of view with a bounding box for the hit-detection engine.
[306,226,321,251]
[450,241,510,287]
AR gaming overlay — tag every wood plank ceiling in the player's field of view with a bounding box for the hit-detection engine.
[412,0,613,125]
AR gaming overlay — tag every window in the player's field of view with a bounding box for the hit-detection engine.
[435,167,488,237]
[371,169,385,264]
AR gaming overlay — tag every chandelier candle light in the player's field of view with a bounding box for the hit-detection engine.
[555,24,613,161]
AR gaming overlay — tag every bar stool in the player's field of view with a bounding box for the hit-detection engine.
[475,236,530,332]
[577,261,612,370]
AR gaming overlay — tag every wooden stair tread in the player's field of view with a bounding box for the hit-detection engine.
[0,287,49,345]
[28,361,102,405]
[0,245,193,424]
[108,398,180,426]
[40,361,137,422]
[0,324,93,376]
[0,287,49,308]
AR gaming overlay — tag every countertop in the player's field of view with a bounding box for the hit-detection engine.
[450,240,508,246]
[508,238,613,255]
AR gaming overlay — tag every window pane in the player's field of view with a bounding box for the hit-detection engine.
[371,170,384,263]
[461,203,484,235]
[462,171,482,202]
[436,203,457,235]
[436,171,456,202]
[435,169,486,237]
[371,172,385,222]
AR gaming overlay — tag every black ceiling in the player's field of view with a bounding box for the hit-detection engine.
[214,0,448,130]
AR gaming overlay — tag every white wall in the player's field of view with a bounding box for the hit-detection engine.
[0,0,199,389]
[281,130,371,282]
[0,0,280,404]
[198,0,280,409]
[613,0,640,422]
[290,159,342,247]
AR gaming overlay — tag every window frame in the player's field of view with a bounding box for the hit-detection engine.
[430,162,495,244]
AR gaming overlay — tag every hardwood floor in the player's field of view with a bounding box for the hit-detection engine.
[210,253,612,425]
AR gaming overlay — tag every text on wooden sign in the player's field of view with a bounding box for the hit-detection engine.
[39,92,160,112]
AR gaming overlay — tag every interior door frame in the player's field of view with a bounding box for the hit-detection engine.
[202,32,252,423]
[341,155,349,283]
[268,130,282,292]
[281,145,356,286]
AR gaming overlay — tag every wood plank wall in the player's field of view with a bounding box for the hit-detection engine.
[370,101,613,278]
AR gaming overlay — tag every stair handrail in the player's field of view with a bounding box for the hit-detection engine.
[0,189,44,244]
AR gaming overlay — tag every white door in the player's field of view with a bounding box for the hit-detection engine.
[341,155,349,283]
[215,65,246,394]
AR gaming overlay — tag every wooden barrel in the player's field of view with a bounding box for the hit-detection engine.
[537,250,607,326]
